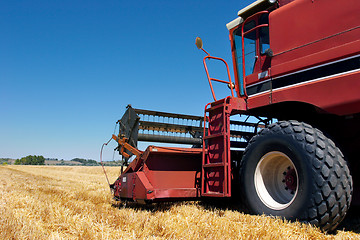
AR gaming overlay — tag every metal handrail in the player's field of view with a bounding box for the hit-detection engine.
[202,55,235,101]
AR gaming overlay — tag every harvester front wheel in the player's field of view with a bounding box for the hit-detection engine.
[238,120,353,232]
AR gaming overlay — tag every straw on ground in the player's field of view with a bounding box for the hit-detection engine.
[0,165,358,239]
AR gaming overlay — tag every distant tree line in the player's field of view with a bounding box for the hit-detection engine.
[15,155,45,165]
[1,156,121,166]
[101,160,123,166]
[0,158,12,165]
[71,158,99,166]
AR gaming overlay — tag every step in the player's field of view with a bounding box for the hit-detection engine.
[203,132,225,140]
[203,162,225,168]
[202,192,225,197]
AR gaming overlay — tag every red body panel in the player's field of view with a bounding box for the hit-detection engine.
[248,70,360,115]
[270,0,359,58]
[270,0,360,77]
[270,35,360,79]
[118,172,155,201]
[114,146,202,202]
[266,0,360,115]
[228,0,360,116]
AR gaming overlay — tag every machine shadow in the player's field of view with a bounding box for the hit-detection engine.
[337,206,360,234]
[110,198,243,215]
[111,200,197,213]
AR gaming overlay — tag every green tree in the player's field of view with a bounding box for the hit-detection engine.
[15,155,45,165]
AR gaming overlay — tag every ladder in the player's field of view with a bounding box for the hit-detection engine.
[201,98,232,197]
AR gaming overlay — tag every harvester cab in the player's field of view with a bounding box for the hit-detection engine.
[227,0,276,98]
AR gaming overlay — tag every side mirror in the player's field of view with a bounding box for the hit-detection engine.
[195,37,210,56]
[195,37,203,49]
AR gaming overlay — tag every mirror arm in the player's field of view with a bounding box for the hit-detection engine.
[201,48,210,56]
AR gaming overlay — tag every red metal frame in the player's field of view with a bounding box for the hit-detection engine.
[202,55,235,101]
[202,102,230,196]
[201,97,246,197]
[112,134,142,159]
[241,10,269,98]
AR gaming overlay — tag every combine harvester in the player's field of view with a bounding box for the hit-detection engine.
[105,0,359,231]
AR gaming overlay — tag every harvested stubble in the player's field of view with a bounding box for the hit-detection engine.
[0,166,359,240]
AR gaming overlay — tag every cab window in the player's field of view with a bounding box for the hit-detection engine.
[234,20,257,77]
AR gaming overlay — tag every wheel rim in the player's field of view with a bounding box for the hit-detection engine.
[254,151,299,210]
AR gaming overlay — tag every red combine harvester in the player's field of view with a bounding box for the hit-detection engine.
[107,0,359,231]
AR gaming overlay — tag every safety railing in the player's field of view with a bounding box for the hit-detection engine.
[202,55,235,101]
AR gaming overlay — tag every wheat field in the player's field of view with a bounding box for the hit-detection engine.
[0,165,359,239]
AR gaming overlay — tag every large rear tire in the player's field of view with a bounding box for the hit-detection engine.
[239,120,353,231]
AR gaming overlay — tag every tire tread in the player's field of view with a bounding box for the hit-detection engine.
[240,120,353,232]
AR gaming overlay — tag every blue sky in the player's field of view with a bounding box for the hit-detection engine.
[1,0,254,161]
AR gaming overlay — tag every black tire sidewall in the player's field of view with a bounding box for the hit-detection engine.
[240,131,313,220]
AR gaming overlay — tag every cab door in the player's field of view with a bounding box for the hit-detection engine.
[233,12,271,97]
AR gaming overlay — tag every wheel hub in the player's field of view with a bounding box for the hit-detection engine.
[283,167,297,193]
[254,151,299,210]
